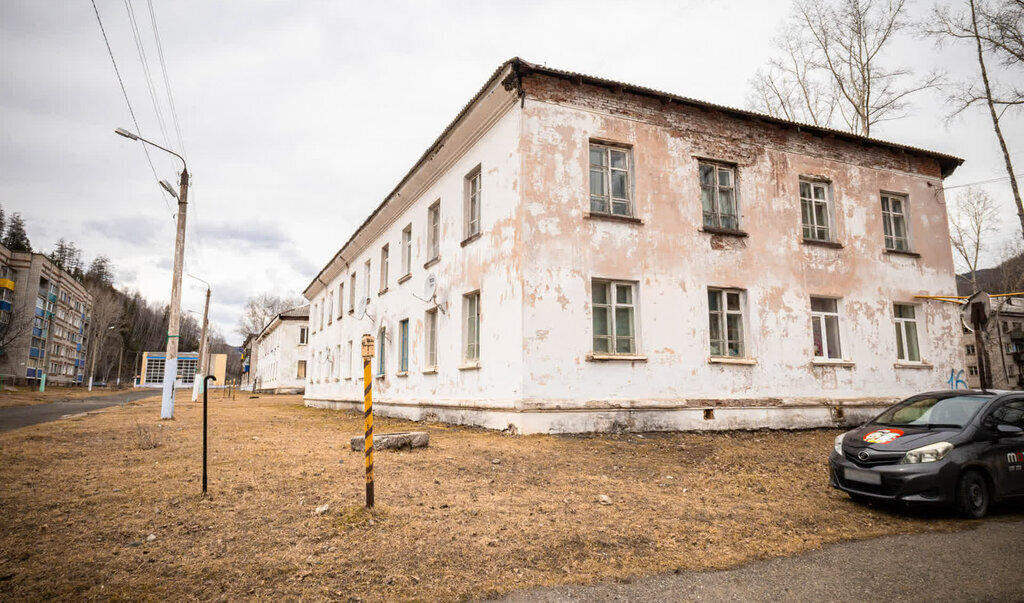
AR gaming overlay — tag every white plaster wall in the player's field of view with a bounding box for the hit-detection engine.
[304,103,525,412]
[256,320,308,392]
[518,99,962,417]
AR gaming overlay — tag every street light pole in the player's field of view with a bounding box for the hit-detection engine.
[187,275,211,402]
[115,127,188,419]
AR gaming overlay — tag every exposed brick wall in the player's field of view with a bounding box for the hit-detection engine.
[521,73,945,180]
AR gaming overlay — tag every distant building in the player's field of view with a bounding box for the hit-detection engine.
[137,351,227,388]
[962,296,1024,389]
[303,58,963,434]
[240,333,258,391]
[252,305,309,394]
[0,243,92,386]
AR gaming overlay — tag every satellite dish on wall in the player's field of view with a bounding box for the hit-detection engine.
[423,273,437,300]
[355,296,368,320]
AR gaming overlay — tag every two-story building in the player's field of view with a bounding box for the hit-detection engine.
[253,305,309,394]
[302,58,963,434]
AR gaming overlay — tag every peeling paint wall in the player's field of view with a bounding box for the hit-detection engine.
[517,74,961,426]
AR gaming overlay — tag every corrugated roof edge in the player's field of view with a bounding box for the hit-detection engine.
[303,57,964,297]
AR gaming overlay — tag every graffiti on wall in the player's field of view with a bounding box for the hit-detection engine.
[948,369,968,390]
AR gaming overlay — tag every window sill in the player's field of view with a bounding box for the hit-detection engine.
[422,368,438,375]
[708,356,757,365]
[397,273,412,285]
[396,371,408,378]
[700,226,748,238]
[802,239,843,249]
[586,212,643,225]
[894,362,932,369]
[378,288,388,296]
[343,376,351,381]
[375,374,386,381]
[458,362,481,371]
[423,257,440,269]
[348,310,354,315]
[811,359,855,367]
[586,353,648,362]
[460,231,482,247]
[885,248,921,258]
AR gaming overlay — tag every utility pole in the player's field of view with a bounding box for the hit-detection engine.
[191,284,210,402]
[162,166,189,418]
[114,127,189,419]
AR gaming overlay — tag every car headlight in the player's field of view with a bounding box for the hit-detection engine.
[900,442,953,464]
[834,432,847,455]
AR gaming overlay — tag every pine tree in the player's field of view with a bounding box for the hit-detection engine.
[0,204,6,240]
[1,213,31,252]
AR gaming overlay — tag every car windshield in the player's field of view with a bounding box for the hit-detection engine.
[873,395,991,428]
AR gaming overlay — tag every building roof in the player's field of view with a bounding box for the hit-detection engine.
[255,304,310,341]
[304,57,965,297]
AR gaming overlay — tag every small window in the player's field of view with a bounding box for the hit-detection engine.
[349,273,356,313]
[401,224,412,276]
[296,360,306,379]
[881,193,909,251]
[589,143,632,216]
[327,291,334,325]
[968,365,979,376]
[592,280,636,354]
[810,297,842,359]
[463,291,480,363]
[338,283,344,319]
[320,300,325,330]
[347,340,354,379]
[399,319,409,373]
[380,245,389,293]
[966,344,976,356]
[427,201,441,261]
[894,303,921,362]
[425,308,438,370]
[465,168,481,239]
[800,179,834,242]
[699,162,738,230]
[363,260,371,302]
[376,327,386,377]
[299,327,308,345]
[708,288,745,357]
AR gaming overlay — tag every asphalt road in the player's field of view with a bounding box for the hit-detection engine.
[498,519,1024,602]
[0,389,158,432]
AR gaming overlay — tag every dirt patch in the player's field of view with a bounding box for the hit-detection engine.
[0,386,121,409]
[0,393,1016,601]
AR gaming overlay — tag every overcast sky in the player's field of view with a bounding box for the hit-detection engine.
[2,0,1023,345]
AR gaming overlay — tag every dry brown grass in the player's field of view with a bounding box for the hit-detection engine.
[0,393,1017,601]
[0,385,114,409]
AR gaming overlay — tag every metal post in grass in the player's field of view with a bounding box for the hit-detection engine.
[203,375,216,494]
[361,333,375,508]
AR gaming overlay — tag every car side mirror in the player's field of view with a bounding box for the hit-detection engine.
[995,423,1024,436]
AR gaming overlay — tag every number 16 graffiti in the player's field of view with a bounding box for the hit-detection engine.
[948,369,968,390]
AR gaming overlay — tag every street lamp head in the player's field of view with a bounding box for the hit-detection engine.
[114,127,139,141]
[160,180,179,200]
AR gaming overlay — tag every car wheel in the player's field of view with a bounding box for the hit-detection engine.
[956,470,989,519]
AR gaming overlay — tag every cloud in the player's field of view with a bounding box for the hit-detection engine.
[195,222,292,252]
[84,216,167,247]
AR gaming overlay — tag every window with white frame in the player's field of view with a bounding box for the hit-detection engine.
[708,288,745,357]
[427,201,440,261]
[349,273,356,313]
[463,291,480,363]
[335,344,342,380]
[465,168,481,239]
[327,291,334,324]
[799,179,834,242]
[347,340,354,378]
[968,365,978,376]
[363,260,371,302]
[399,319,409,373]
[299,327,308,345]
[338,283,344,319]
[425,308,438,370]
[699,162,739,230]
[320,300,325,330]
[376,326,386,377]
[592,280,636,354]
[401,224,412,276]
[810,297,842,359]
[589,143,632,216]
[881,193,910,251]
[380,244,389,293]
[965,344,976,355]
[894,303,921,362]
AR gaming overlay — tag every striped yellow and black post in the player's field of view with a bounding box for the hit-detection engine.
[361,334,375,508]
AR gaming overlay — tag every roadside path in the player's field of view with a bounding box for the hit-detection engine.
[497,519,1024,602]
[0,390,158,432]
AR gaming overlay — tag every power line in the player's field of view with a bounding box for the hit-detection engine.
[146,0,187,160]
[90,0,175,220]
[945,172,1024,191]
[123,0,172,154]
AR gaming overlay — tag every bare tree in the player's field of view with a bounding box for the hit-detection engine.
[950,187,1000,291]
[0,308,32,367]
[85,283,123,386]
[929,0,1024,243]
[749,0,940,136]
[237,293,304,338]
